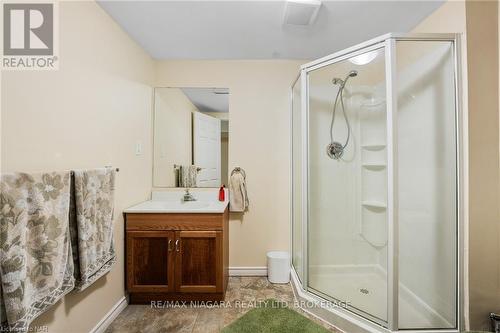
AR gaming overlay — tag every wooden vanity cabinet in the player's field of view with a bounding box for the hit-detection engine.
[124,209,229,303]
[126,231,175,293]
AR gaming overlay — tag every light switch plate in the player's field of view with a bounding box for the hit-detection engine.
[135,141,143,155]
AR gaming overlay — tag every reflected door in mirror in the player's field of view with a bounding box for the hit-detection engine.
[193,112,221,187]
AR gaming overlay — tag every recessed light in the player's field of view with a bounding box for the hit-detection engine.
[349,50,379,66]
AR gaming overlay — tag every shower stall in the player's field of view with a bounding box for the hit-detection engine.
[290,33,462,332]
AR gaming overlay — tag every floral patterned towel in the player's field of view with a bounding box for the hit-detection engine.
[0,172,75,331]
[70,168,116,291]
[179,165,198,188]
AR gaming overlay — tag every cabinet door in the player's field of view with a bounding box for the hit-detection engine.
[175,231,222,293]
[126,231,175,292]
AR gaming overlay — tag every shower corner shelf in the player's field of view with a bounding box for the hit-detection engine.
[361,144,386,151]
[361,201,387,209]
[361,163,386,171]
[360,99,386,108]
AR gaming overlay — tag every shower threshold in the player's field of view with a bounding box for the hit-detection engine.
[290,267,457,333]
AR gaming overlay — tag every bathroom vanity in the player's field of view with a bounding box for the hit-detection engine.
[124,190,229,303]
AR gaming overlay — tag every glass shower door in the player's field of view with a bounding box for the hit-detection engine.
[307,46,389,326]
[396,40,457,330]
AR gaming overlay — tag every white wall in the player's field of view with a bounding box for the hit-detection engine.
[155,60,302,268]
[307,85,379,270]
[1,2,154,332]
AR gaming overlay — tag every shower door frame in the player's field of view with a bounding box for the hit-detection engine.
[290,33,464,333]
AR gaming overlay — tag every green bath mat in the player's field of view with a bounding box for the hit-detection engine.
[222,299,331,333]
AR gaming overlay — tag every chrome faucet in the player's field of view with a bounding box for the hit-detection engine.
[182,189,197,202]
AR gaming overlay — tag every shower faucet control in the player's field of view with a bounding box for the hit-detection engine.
[327,142,344,160]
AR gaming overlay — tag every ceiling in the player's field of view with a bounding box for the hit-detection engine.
[98,1,444,60]
[181,88,229,113]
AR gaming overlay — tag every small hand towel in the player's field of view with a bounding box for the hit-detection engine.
[179,165,198,188]
[229,169,249,212]
[70,168,116,291]
[0,172,75,331]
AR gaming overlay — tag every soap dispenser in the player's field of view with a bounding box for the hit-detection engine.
[218,185,225,201]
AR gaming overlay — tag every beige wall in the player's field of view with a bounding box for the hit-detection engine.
[1,2,154,332]
[155,60,302,268]
[413,1,467,33]
[465,1,500,330]
[414,1,500,330]
[201,111,229,121]
[153,88,197,187]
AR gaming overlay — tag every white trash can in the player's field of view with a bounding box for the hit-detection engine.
[267,251,290,284]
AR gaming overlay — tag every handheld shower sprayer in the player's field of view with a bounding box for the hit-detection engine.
[326,70,358,160]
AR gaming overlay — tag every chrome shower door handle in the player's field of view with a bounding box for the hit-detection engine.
[175,239,180,252]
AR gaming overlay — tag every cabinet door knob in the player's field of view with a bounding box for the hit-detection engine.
[168,239,173,252]
[175,239,180,252]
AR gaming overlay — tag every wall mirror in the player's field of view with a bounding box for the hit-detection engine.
[153,87,229,188]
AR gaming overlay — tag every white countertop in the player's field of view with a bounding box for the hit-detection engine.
[124,189,229,214]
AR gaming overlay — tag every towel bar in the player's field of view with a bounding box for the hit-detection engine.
[231,167,246,179]
[173,164,202,172]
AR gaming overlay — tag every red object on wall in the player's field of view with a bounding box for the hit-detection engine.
[219,185,225,201]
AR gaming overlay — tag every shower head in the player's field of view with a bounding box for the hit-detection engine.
[327,69,358,161]
[332,70,358,86]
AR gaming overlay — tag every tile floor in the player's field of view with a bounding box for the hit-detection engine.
[106,277,338,333]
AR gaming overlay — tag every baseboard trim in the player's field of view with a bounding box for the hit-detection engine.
[229,266,267,276]
[89,296,128,333]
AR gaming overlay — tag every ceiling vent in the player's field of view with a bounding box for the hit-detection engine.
[283,0,321,26]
